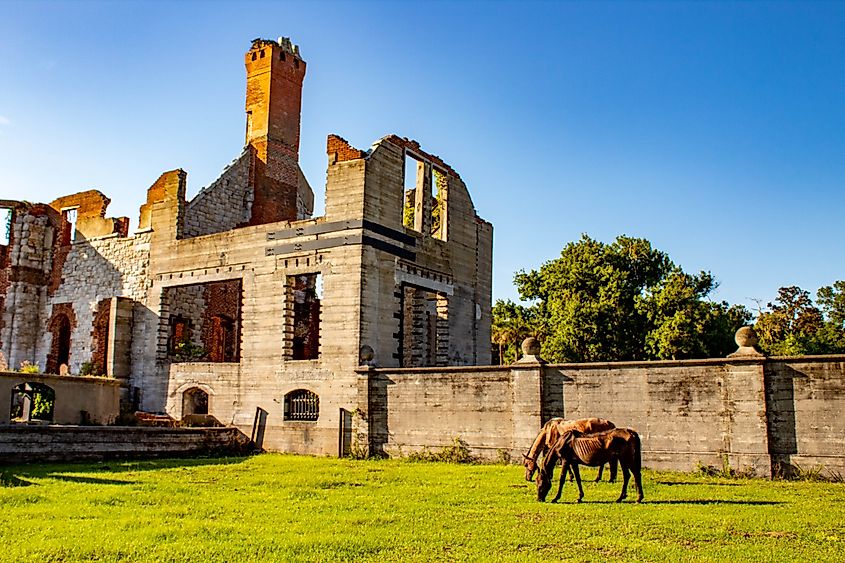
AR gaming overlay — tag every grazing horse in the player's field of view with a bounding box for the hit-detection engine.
[522,417,617,482]
[536,428,643,504]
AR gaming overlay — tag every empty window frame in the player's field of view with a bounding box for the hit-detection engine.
[284,389,319,421]
[431,168,448,240]
[0,207,11,246]
[182,387,209,416]
[163,280,242,363]
[61,207,78,244]
[403,153,426,232]
[286,273,322,360]
[10,382,55,423]
[400,285,449,367]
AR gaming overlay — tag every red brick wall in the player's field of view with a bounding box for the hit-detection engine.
[201,280,242,362]
[90,299,111,375]
[45,303,77,374]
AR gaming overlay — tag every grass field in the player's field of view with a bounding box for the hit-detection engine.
[1,454,843,562]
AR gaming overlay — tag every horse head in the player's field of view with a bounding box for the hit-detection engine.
[522,452,538,481]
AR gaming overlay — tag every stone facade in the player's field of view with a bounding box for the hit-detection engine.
[0,37,493,456]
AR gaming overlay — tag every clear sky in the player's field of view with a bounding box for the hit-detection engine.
[1,1,843,313]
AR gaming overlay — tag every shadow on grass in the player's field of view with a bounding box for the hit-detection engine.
[45,475,135,486]
[643,499,782,506]
[654,481,741,487]
[0,455,251,488]
[548,499,782,506]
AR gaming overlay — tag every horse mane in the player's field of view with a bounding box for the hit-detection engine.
[525,418,565,460]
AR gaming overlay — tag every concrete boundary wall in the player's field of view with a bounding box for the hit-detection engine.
[0,426,250,464]
[0,371,120,425]
[357,356,845,478]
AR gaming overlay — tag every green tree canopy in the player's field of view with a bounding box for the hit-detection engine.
[754,284,845,355]
[503,234,750,363]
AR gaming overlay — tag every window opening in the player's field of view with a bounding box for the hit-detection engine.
[209,314,236,362]
[54,314,71,370]
[10,382,55,423]
[431,168,448,240]
[403,154,425,232]
[284,389,319,421]
[287,273,321,360]
[400,285,449,367]
[182,387,209,416]
[0,207,11,246]
[163,280,242,363]
[61,207,78,244]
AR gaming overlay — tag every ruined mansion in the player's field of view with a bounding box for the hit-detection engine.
[3,38,843,477]
[0,37,493,454]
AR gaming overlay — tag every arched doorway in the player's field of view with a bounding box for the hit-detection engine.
[182,387,209,416]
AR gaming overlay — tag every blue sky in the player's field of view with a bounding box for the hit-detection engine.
[1,1,843,312]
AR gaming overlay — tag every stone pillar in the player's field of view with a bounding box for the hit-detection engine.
[723,359,772,476]
[510,338,545,457]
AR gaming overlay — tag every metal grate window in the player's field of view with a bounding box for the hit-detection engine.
[284,389,319,421]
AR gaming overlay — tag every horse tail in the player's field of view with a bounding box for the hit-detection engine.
[629,429,642,472]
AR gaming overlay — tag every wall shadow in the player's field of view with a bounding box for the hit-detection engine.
[765,364,803,477]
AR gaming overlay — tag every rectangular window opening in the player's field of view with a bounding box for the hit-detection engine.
[287,273,322,360]
[0,207,11,246]
[163,280,242,363]
[61,207,78,244]
[403,154,425,232]
[400,285,448,367]
[431,168,448,240]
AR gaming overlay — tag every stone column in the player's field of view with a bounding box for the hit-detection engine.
[510,338,545,458]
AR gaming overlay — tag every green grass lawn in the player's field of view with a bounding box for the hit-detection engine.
[1,454,843,562]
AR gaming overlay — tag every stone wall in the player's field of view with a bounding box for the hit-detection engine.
[42,232,151,374]
[0,371,119,425]
[0,426,249,463]
[358,355,845,478]
[765,357,845,477]
[183,150,252,238]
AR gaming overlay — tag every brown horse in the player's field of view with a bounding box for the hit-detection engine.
[522,417,617,482]
[536,428,643,504]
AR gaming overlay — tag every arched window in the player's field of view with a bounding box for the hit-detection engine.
[10,382,55,423]
[182,387,209,416]
[284,389,319,422]
[47,313,72,374]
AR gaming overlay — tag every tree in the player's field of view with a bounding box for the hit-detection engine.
[755,284,845,355]
[491,300,537,364]
[509,234,749,362]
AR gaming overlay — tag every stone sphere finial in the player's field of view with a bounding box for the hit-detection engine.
[521,337,541,356]
[735,326,759,348]
[728,326,764,358]
[359,345,374,365]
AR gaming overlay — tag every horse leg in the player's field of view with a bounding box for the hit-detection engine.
[616,460,630,503]
[571,463,584,502]
[552,460,568,503]
[609,458,618,483]
[594,463,603,483]
[633,467,644,503]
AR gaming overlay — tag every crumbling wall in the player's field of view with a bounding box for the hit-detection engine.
[184,150,252,238]
[336,135,492,368]
[42,232,152,374]
[50,190,129,241]
[0,202,63,370]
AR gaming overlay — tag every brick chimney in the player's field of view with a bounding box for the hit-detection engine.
[244,37,307,225]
